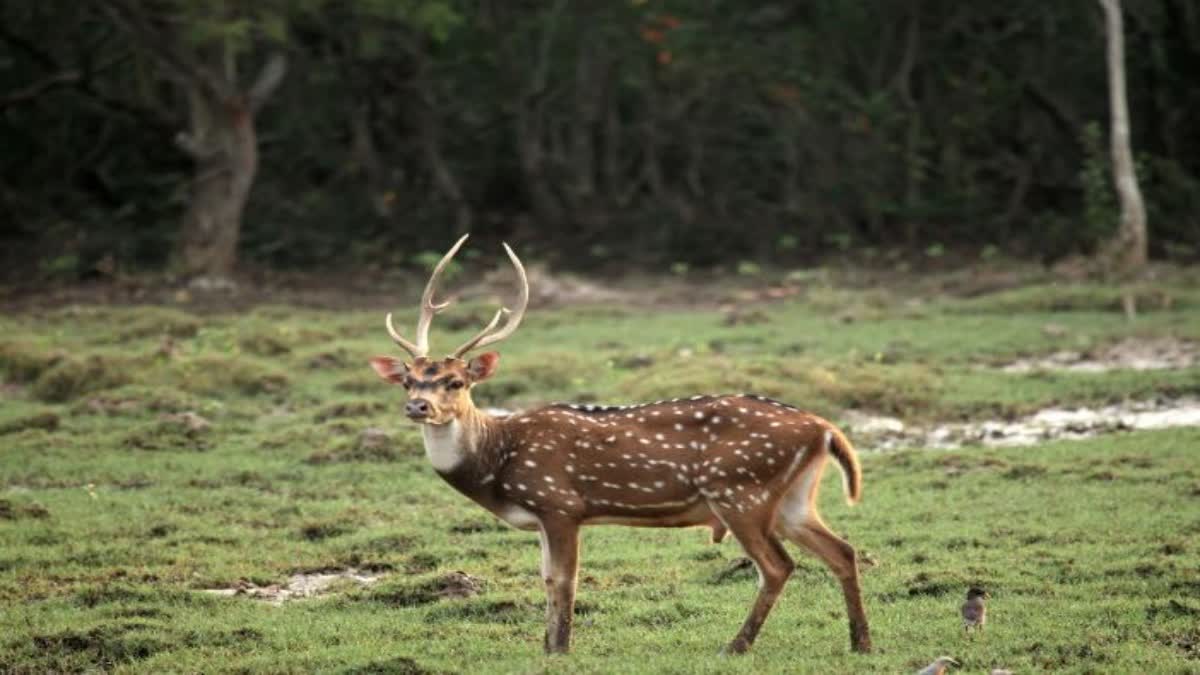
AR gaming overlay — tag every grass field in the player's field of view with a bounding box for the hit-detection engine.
[2,275,1199,673]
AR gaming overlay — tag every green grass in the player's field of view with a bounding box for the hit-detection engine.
[1,280,1199,673]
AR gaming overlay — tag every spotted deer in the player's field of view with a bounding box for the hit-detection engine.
[369,235,872,655]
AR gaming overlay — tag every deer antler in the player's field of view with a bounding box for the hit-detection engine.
[450,243,529,359]
[385,234,469,358]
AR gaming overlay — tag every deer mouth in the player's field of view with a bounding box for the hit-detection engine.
[407,409,455,426]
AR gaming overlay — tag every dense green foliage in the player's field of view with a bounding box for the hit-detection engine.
[2,1,1200,276]
[1,279,1199,672]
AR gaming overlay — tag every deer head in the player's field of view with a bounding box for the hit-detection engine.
[369,235,528,426]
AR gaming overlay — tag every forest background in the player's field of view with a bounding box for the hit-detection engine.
[2,1,1197,284]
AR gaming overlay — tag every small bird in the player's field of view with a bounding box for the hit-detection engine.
[916,656,960,675]
[962,587,989,631]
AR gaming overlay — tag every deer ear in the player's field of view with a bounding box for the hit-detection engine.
[466,352,500,383]
[369,357,409,384]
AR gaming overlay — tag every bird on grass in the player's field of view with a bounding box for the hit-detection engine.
[916,656,959,675]
[962,587,989,631]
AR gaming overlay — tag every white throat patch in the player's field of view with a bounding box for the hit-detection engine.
[423,420,468,472]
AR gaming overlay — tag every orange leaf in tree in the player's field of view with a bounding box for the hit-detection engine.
[766,83,802,104]
[844,113,871,134]
[640,27,665,43]
[659,14,682,30]
[657,50,672,65]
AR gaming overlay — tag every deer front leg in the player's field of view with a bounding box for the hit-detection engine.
[537,518,580,654]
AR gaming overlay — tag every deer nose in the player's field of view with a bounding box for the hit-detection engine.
[405,398,432,420]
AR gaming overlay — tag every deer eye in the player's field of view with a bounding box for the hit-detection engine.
[447,380,465,390]
[401,377,415,389]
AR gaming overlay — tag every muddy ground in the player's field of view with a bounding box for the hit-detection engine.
[844,396,1200,452]
[999,336,1199,374]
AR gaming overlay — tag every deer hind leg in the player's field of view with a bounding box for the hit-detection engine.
[777,514,872,653]
[711,507,795,654]
[537,518,580,655]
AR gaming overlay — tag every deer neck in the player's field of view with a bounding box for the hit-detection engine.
[421,405,504,475]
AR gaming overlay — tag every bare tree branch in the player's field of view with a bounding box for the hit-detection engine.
[248,53,288,112]
[0,70,80,110]
[0,19,175,128]
[0,24,61,70]
[98,0,230,101]
[1023,80,1084,150]
[529,0,569,98]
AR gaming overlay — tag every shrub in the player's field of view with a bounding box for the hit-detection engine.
[32,355,131,402]
[0,342,65,383]
[174,356,289,397]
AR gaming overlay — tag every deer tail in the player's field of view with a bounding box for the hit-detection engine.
[825,425,862,505]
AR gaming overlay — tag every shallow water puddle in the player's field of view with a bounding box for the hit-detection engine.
[999,337,1199,373]
[844,397,1200,451]
[203,568,381,605]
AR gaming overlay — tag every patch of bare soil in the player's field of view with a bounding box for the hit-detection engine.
[433,571,484,600]
[468,262,631,307]
[202,568,381,605]
[844,397,1200,451]
[1000,337,1199,373]
[0,261,797,314]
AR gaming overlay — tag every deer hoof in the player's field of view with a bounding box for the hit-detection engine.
[543,637,570,656]
[720,638,752,655]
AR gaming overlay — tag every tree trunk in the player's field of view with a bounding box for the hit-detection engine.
[408,48,472,235]
[177,90,257,280]
[566,12,613,239]
[351,104,394,218]
[894,1,923,245]
[1098,0,1148,274]
[98,2,287,282]
[490,0,568,229]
